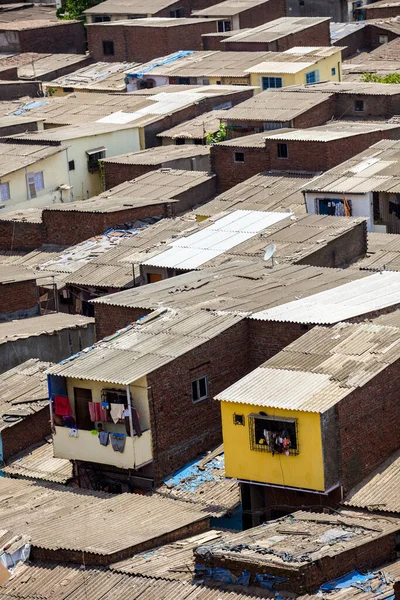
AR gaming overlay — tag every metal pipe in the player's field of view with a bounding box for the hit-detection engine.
[47,375,54,429]
[126,385,134,438]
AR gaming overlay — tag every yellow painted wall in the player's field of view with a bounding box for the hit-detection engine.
[249,51,342,94]
[65,376,150,434]
[209,76,250,86]
[221,401,325,491]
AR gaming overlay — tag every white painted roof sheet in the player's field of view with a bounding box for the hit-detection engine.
[251,271,400,324]
[142,210,291,269]
[246,61,314,74]
[215,366,333,411]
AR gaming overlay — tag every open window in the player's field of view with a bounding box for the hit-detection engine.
[87,147,106,173]
[191,376,208,403]
[316,197,352,217]
[249,413,299,455]
[26,171,44,199]
[101,389,127,404]
[0,182,10,202]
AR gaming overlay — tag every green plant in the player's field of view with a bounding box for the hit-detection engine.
[206,122,227,145]
[57,0,102,20]
[361,72,400,84]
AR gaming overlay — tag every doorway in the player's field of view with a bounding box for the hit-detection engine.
[74,387,93,430]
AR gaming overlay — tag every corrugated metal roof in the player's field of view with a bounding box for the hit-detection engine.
[143,210,292,269]
[251,271,400,324]
[0,359,52,432]
[193,0,275,17]
[103,144,209,162]
[344,450,400,514]
[48,309,243,385]
[3,440,73,484]
[0,477,209,558]
[217,320,400,412]
[49,61,139,92]
[157,111,225,140]
[224,16,329,44]
[0,313,94,344]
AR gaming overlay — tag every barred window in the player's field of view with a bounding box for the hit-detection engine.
[248,414,299,455]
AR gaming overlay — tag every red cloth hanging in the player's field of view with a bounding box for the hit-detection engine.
[54,395,72,416]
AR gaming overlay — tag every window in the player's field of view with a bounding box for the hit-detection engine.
[194,138,203,145]
[355,100,364,112]
[63,87,73,93]
[169,7,184,17]
[378,34,388,44]
[331,67,336,76]
[191,376,208,403]
[86,147,106,173]
[277,143,288,159]
[0,182,10,202]
[94,15,111,21]
[317,197,351,217]
[217,20,231,32]
[249,414,298,455]
[262,77,282,91]
[102,40,114,56]
[68,160,75,171]
[306,70,320,84]
[234,152,244,163]
[175,138,185,145]
[233,413,245,426]
[26,171,44,199]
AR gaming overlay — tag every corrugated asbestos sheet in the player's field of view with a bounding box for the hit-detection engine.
[1,562,279,599]
[251,271,400,324]
[48,309,243,385]
[111,530,228,581]
[216,321,400,412]
[0,359,52,431]
[0,478,209,557]
[344,450,400,515]
[3,440,73,484]
[0,313,94,344]
[93,262,368,314]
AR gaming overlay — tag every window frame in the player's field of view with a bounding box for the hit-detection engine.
[262,76,283,91]
[306,69,320,84]
[191,376,209,403]
[86,147,106,173]
[26,171,44,199]
[234,151,245,163]
[331,67,336,76]
[354,100,364,112]
[378,34,388,44]
[102,39,115,56]
[248,413,299,455]
[0,181,10,202]
[68,160,75,171]
[277,143,288,159]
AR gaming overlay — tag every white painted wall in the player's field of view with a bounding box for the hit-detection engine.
[0,149,71,214]
[305,191,374,231]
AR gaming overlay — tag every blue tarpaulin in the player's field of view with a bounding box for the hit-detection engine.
[255,573,288,591]
[195,565,250,586]
[14,100,48,116]
[321,570,378,592]
[163,454,224,493]
[126,50,194,79]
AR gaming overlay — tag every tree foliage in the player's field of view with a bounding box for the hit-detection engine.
[361,72,400,84]
[205,122,227,145]
[57,0,101,20]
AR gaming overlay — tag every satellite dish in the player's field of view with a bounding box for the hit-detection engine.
[263,244,276,266]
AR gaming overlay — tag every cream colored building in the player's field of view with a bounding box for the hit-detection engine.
[246,46,343,93]
[9,123,142,201]
[0,142,72,213]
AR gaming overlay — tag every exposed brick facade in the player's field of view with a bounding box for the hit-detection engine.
[338,360,400,495]
[235,0,286,29]
[212,126,400,192]
[2,21,86,54]
[223,18,330,52]
[195,529,397,595]
[94,304,148,340]
[1,407,50,461]
[0,219,44,251]
[147,319,250,483]
[332,92,400,120]
[87,20,218,63]
[0,279,39,318]
[363,6,400,19]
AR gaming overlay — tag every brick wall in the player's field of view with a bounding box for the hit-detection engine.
[42,204,167,246]
[238,0,286,28]
[202,33,226,51]
[210,144,270,193]
[225,19,330,51]
[333,93,400,120]
[293,95,335,128]
[334,27,366,59]
[265,127,400,172]
[0,80,40,100]
[147,319,250,483]
[18,21,86,54]
[94,304,150,340]
[363,6,400,19]
[195,529,397,594]
[1,407,50,461]
[338,360,400,494]
[248,319,309,370]
[0,279,38,318]
[0,219,44,251]
[88,20,217,63]
[103,163,153,190]
[394,578,400,599]
[296,222,368,269]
